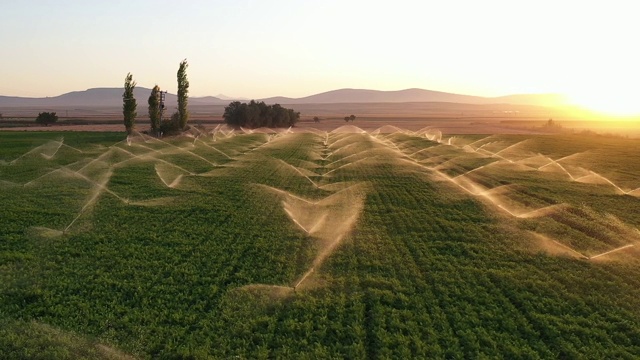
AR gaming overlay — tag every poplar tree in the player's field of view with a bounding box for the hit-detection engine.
[123,73,137,134]
[148,85,162,134]
[177,59,189,130]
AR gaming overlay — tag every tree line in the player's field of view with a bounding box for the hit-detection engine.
[223,100,300,128]
[35,59,303,133]
[122,59,189,135]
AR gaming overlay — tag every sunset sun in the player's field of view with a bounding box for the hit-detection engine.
[568,90,640,117]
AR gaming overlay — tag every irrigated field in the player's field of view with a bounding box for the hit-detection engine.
[2,126,640,358]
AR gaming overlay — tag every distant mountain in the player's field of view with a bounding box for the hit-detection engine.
[260,88,568,107]
[0,87,567,108]
[0,88,228,108]
[189,96,229,106]
[216,94,248,101]
[260,88,478,104]
[0,87,150,107]
[258,96,297,104]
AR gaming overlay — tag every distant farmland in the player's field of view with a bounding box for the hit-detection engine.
[1,126,640,358]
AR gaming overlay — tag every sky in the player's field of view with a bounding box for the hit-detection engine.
[1,0,639,114]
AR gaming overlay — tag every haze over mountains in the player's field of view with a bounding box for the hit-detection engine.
[261,88,567,107]
[0,87,567,108]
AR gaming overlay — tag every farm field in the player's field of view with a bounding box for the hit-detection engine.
[1,126,640,358]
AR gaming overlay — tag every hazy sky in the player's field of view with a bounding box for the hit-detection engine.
[1,0,638,113]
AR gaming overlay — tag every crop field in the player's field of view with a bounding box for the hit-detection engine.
[2,126,640,358]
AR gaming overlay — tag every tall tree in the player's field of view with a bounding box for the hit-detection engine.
[177,59,189,130]
[148,85,162,134]
[123,73,137,135]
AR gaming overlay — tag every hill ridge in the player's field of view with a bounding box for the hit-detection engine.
[0,87,567,107]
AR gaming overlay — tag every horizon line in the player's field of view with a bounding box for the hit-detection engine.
[1,86,566,101]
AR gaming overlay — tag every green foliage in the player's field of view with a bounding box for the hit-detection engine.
[177,59,189,130]
[122,73,137,135]
[148,85,162,134]
[223,100,300,128]
[0,319,132,360]
[158,112,182,135]
[1,131,640,358]
[35,112,58,126]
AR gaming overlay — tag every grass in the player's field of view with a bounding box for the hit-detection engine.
[1,128,640,358]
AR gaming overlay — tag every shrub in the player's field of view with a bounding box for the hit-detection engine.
[35,112,58,126]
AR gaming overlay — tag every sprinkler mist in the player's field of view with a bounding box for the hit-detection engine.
[193,138,233,160]
[252,182,367,291]
[155,163,185,188]
[63,168,115,234]
[9,140,62,164]
[147,137,218,167]
[287,184,366,290]
[589,244,635,260]
[277,159,320,188]
[528,231,588,259]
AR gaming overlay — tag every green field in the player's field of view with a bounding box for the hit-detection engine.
[2,127,640,358]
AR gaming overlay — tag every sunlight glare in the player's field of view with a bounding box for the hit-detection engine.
[568,90,640,117]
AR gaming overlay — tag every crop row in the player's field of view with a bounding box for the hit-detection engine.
[2,130,640,358]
